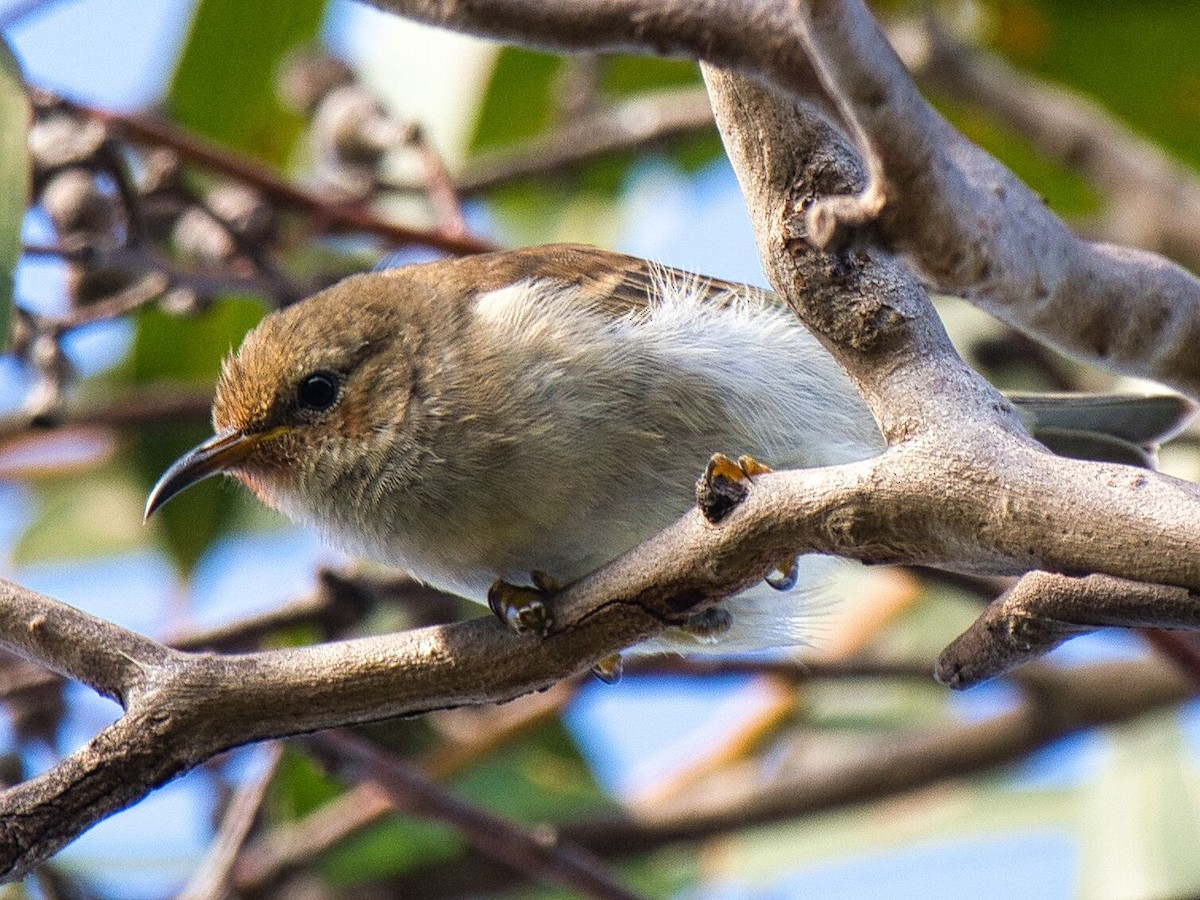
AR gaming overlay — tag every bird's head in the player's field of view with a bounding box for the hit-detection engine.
[144,271,433,525]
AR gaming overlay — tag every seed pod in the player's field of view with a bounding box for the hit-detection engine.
[40,168,118,238]
[29,112,107,174]
[278,49,356,116]
[173,206,236,262]
[206,182,274,243]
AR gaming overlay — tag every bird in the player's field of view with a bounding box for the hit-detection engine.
[145,244,1193,656]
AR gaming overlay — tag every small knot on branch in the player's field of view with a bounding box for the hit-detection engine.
[804,181,888,252]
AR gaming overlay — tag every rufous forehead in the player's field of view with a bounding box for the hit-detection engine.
[212,337,279,432]
[212,306,314,430]
[210,277,415,432]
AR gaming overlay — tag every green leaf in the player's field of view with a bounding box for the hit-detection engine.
[468,49,719,232]
[322,817,462,886]
[453,720,613,823]
[167,0,327,165]
[469,46,564,155]
[992,1,1200,169]
[0,36,29,345]
[599,55,701,97]
[269,747,344,820]
[121,297,266,573]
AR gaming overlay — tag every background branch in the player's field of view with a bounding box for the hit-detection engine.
[2,0,1199,887]
[899,18,1200,268]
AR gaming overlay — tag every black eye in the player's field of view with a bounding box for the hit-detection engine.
[297,371,340,411]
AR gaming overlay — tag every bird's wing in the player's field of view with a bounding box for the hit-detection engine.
[459,243,775,319]
[437,244,1195,469]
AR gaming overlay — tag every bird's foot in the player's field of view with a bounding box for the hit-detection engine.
[487,570,559,637]
[591,653,624,684]
[696,453,773,523]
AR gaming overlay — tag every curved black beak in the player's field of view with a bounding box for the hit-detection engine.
[144,428,276,521]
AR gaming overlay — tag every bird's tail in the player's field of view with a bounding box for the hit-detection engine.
[1010,392,1195,469]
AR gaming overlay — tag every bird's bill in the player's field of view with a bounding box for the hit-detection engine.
[144,427,285,521]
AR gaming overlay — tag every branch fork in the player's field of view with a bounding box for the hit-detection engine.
[3,0,1200,882]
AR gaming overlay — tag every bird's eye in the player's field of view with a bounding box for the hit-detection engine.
[297,371,340,411]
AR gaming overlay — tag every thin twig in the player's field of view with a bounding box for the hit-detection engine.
[0,384,213,446]
[404,125,470,237]
[310,731,644,900]
[49,271,168,331]
[234,682,575,894]
[177,743,283,900]
[61,99,500,256]
[450,87,715,195]
[22,242,293,309]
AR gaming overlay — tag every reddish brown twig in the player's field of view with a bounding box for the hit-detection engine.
[310,730,642,900]
[66,100,500,256]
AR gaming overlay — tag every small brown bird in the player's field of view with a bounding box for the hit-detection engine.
[146,244,1192,652]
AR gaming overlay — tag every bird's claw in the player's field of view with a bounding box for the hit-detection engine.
[696,453,773,523]
[591,653,623,684]
[487,573,558,637]
[765,555,800,591]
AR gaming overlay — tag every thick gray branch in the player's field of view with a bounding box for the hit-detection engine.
[0,581,174,703]
[795,0,1200,398]
[373,0,1200,398]
[0,575,663,880]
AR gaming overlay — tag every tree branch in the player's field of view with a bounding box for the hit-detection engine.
[451,87,715,194]
[356,657,1192,895]
[311,731,641,900]
[64,99,499,257]
[372,0,1200,398]
[0,575,664,879]
[562,658,1193,853]
[899,18,1200,268]
[177,743,282,900]
[6,0,1200,880]
[938,573,1200,688]
[791,0,1200,398]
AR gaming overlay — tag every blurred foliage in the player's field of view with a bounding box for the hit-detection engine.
[120,298,266,573]
[0,36,27,346]
[167,0,327,165]
[468,48,714,244]
[599,56,699,96]
[123,0,328,572]
[268,720,614,887]
[451,720,614,822]
[469,47,564,155]
[15,473,145,562]
[989,0,1200,167]
[4,0,1200,896]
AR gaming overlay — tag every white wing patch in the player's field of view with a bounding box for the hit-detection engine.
[474,282,542,327]
[476,268,882,468]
